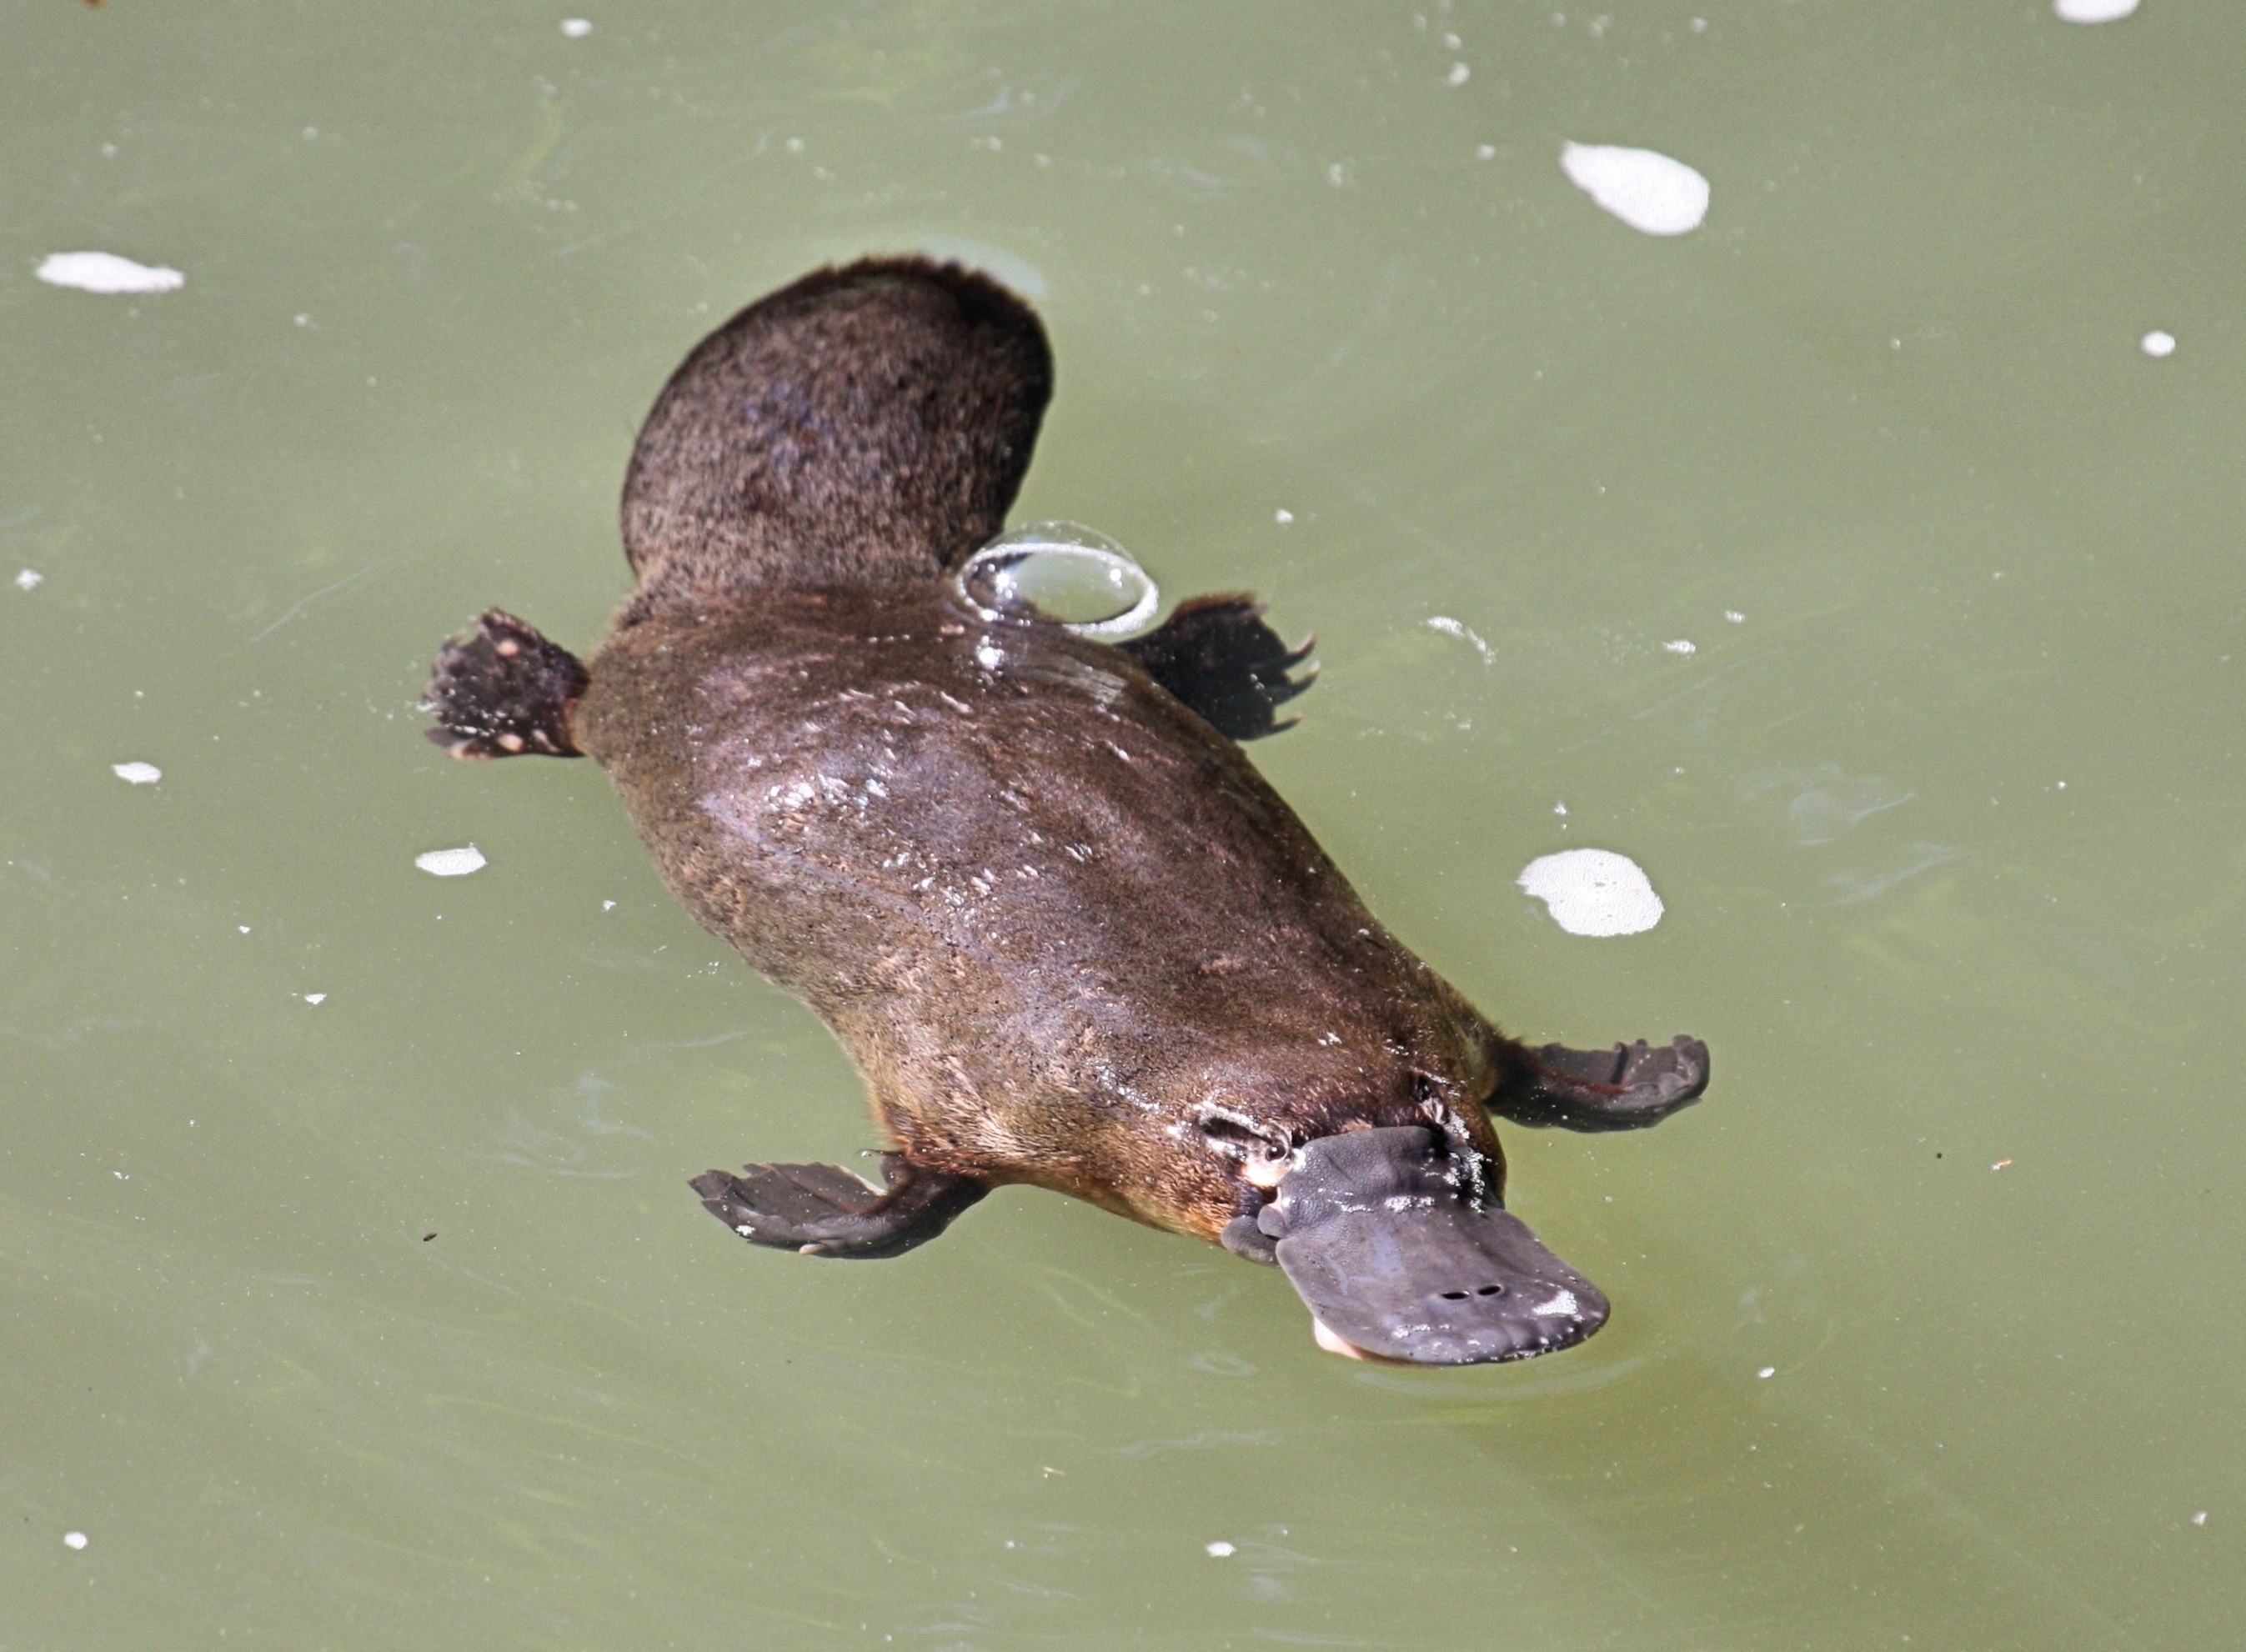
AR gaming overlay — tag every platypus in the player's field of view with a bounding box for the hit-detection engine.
[424,257,1708,1365]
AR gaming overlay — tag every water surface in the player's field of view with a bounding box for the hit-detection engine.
[5,3,2240,1647]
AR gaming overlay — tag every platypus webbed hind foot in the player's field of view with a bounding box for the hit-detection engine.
[690,1154,988,1259]
[1121,594,1315,742]
[424,609,588,759]
[1492,1035,1710,1133]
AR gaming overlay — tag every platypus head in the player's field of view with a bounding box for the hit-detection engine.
[1221,1125,1608,1366]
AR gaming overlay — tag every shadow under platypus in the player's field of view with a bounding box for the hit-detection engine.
[424,257,1708,1366]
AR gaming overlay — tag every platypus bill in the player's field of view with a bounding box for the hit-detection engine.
[424,257,1709,1366]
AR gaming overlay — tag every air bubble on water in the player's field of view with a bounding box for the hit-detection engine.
[955,523,1159,639]
[560,18,594,37]
[113,762,162,784]
[15,568,43,591]
[1206,1540,1236,1558]
[1663,638,1697,655]
[2054,0,2135,21]
[2140,329,2176,358]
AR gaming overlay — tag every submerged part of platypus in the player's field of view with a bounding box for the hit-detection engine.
[424,257,1708,1365]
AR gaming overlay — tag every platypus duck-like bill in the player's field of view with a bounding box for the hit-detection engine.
[422,255,1711,1368]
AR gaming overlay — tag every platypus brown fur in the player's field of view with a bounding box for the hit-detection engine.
[424,257,1709,1365]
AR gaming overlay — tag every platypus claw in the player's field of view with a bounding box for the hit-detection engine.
[1494,1034,1711,1133]
[1121,594,1316,742]
[690,1154,988,1259]
[423,608,588,760]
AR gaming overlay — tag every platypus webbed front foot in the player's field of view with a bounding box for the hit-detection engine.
[424,608,588,759]
[1120,594,1315,741]
[1492,1035,1711,1133]
[689,1154,988,1259]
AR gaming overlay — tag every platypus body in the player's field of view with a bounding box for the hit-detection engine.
[426,258,1708,1365]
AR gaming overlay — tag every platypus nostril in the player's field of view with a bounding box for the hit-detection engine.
[1475,1284,1505,1297]
[1439,1289,1470,1300]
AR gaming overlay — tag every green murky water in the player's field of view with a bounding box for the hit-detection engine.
[5,2,2240,1647]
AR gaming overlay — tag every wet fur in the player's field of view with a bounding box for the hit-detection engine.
[618,259,1050,618]
[427,254,1702,1264]
[574,578,1523,1239]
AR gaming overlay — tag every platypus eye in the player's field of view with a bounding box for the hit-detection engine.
[1196,1110,1290,1161]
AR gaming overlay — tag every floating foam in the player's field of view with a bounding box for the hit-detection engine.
[2141,329,2176,358]
[1663,638,1697,655]
[2054,0,2136,21]
[1560,143,1710,236]
[112,762,161,785]
[415,845,486,877]
[1205,1541,1236,1558]
[37,252,185,294]
[560,18,594,36]
[1517,848,1664,937]
[63,1531,88,1550]
[15,568,42,591]
[1426,615,1493,663]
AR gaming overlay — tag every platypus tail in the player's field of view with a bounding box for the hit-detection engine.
[618,256,1053,613]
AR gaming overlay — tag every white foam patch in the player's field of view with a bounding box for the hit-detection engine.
[1532,1290,1579,1318]
[2055,0,2136,21]
[1426,615,1493,663]
[63,1531,88,1550]
[415,845,486,877]
[38,252,186,295]
[2141,329,2176,358]
[112,762,161,785]
[560,17,594,36]
[15,568,43,591]
[1517,848,1664,937]
[1663,638,1697,655]
[1205,1541,1236,1558]
[1560,143,1710,236]
[301,993,326,1005]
